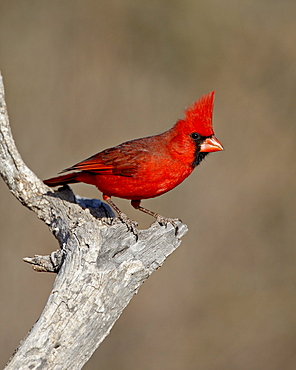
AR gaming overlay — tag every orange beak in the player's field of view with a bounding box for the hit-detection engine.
[200,136,224,153]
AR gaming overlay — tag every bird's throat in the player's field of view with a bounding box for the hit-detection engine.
[192,151,208,168]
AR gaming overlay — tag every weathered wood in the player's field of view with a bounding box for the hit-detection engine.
[0,72,188,369]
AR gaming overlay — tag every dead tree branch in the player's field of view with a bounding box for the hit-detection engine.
[0,73,188,369]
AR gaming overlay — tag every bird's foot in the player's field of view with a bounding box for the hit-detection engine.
[118,213,139,238]
[100,217,114,226]
[155,215,182,235]
[104,197,139,238]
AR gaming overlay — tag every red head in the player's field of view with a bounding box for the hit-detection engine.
[172,91,223,158]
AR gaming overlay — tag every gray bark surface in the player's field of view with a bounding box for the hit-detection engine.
[0,73,188,369]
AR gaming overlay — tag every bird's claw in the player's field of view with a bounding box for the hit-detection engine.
[100,217,114,226]
[155,216,182,235]
[118,213,139,239]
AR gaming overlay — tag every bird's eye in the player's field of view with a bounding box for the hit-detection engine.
[190,132,200,140]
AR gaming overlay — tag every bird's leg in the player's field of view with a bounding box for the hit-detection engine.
[103,195,138,236]
[131,200,181,232]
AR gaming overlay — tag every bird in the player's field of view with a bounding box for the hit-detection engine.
[44,91,223,234]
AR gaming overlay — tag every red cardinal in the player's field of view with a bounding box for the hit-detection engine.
[44,91,223,233]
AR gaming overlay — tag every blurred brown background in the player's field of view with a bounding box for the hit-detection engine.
[0,1,295,369]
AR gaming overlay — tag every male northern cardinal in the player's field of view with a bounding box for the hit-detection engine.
[44,91,223,233]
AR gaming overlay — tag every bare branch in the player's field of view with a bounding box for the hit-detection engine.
[0,72,188,369]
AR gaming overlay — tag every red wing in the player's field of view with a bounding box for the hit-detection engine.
[61,139,149,177]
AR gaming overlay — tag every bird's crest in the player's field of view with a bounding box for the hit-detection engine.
[183,91,215,137]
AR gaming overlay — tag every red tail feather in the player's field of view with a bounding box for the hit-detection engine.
[44,173,80,187]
